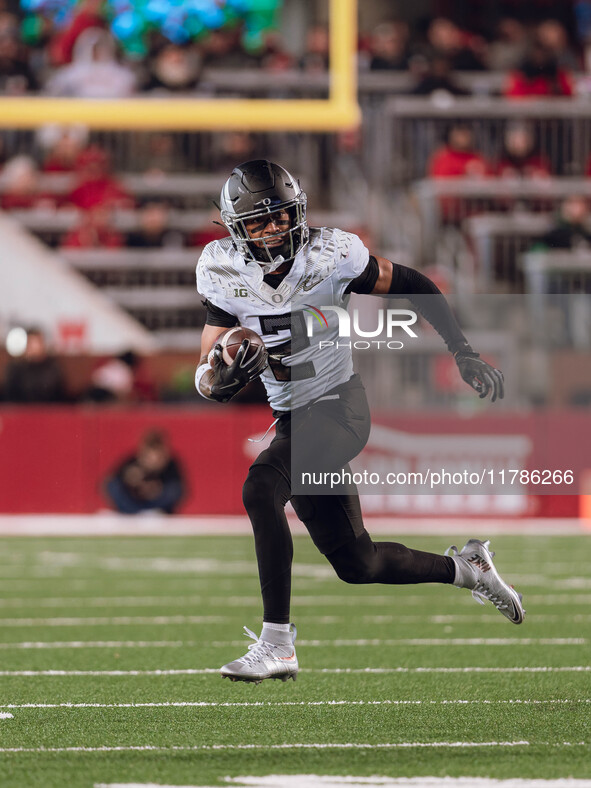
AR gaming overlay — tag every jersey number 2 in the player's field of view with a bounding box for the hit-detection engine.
[258,312,315,381]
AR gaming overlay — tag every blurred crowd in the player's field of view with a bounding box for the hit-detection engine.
[0,1,590,251]
[0,326,265,405]
[0,124,234,248]
[0,1,589,99]
[2,114,589,244]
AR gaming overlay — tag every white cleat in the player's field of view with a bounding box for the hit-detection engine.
[220,624,298,684]
[446,538,525,625]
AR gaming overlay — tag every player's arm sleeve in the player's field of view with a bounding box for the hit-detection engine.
[345,255,380,294]
[202,298,239,328]
[389,262,470,354]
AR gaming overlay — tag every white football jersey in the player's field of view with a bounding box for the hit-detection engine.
[196,227,370,410]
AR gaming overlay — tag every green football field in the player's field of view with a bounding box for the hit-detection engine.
[0,532,590,787]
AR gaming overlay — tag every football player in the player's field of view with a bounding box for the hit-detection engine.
[195,160,524,685]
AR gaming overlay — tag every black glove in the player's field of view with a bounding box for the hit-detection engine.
[454,349,504,402]
[210,340,268,403]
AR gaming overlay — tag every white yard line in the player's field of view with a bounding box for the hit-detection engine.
[286,638,587,647]
[0,640,186,650]
[314,666,591,674]
[0,637,584,650]
[0,741,545,754]
[1,699,589,710]
[0,712,13,719]
[360,614,591,624]
[0,596,208,609]
[0,607,590,626]
[0,568,585,589]
[1,666,589,677]
[3,613,588,627]
[1,593,591,608]
[1,666,590,677]
[0,615,226,627]
[2,592,591,608]
[1,742,588,755]
[0,514,584,536]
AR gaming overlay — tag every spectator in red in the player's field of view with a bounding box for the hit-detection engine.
[60,203,124,248]
[0,155,55,210]
[39,124,90,173]
[429,123,489,178]
[428,123,490,222]
[504,41,574,98]
[66,146,133,210]
[48,0,105,66]
[494,121,552,179]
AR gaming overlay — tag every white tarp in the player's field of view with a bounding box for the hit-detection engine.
[0,211,156,354]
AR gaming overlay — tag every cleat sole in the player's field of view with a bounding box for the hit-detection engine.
[222,672,297,684]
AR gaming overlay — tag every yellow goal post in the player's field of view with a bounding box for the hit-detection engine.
[0,0,359,131]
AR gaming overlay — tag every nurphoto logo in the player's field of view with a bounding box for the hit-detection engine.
[303,304,419,350]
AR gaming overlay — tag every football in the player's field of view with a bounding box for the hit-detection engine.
[208,326,265,367]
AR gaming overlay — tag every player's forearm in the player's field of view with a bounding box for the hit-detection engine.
[195,355,217,400]
[388,262,470,354]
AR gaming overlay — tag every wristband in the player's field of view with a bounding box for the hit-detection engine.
[195,363,212,399]
[452,341,479,359]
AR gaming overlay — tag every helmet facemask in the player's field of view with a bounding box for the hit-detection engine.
[221,191,308,274]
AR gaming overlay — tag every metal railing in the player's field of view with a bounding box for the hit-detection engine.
[522,249,591,292]
[521,250,591,351]
[198,68,508,98]
[376,97,591,187]
[10,205,359,248]
[464,212,554,291]
[411,178,591,262]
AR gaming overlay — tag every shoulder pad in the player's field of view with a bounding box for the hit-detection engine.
[196,239,237,297]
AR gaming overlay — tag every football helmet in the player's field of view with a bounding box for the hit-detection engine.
[219,159,308,273]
